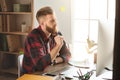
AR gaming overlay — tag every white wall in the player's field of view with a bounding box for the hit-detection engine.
[34,0,71,43]
[96,0,115,76]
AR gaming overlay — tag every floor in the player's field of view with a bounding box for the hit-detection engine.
[0,73,17,80]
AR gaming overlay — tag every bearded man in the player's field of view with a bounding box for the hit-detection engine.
[22,6,71,74]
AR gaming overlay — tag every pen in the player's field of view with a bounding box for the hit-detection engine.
[79,68,83,76]
[77,71,85,80]
[77,71,81,77]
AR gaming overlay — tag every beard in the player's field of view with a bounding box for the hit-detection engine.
[46,24,57,34]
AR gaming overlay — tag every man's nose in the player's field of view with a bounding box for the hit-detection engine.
[54,21,57,26]
[54,21,57,25]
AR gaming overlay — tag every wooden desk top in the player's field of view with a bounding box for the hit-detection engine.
[32,62,69,75]
[44,63,69,73]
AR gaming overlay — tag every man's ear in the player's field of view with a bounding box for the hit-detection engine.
[40,21,44,25]
[39,18,44,25]
[40,17,46,26]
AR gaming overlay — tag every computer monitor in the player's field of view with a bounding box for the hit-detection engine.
[96,19,114,76]
[69,19,114,77]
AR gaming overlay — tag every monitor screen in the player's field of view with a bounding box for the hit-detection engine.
[96,19,114,76]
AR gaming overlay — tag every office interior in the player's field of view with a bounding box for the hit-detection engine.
[0,0,120,80]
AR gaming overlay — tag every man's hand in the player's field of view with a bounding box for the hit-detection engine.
[54,35,63,48]
[50,35,64,62]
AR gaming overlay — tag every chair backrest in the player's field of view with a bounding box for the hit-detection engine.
[18,54,23,77]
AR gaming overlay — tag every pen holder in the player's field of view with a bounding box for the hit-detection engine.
[78,76,89,80]
[78,76,85,80]
[78,70,94,80]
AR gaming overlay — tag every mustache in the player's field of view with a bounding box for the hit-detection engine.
[52,31,62,37]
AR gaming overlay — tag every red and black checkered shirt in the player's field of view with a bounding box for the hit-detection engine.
[22,26,71,74]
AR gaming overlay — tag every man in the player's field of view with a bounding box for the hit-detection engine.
[22,6,71,74]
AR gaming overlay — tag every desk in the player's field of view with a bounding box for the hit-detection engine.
[17,63,112,80]
[32,63,69,75]
[44,63,70,74]
[43,63,95,80]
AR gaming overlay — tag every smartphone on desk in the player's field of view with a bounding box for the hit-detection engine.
[43,73,68,80]
[43,73,57,77]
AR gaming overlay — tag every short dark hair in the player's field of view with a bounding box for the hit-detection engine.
[36,6,53,21]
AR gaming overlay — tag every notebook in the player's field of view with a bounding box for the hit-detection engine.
[17,74,56,80]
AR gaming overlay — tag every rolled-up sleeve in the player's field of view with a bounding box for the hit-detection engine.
[59,41,71,62]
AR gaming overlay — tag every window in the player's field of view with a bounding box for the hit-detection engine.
[71,0,115,64]
[71,0,99,63]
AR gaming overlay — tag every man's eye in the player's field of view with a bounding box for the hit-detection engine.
[51,20,54,23]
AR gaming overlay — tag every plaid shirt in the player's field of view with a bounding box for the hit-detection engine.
[22,26,71,74]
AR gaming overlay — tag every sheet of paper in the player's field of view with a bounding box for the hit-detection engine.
[101,71,112,79]
[94,71,112,80]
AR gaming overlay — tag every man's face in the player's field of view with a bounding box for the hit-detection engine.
[45,14,57,34]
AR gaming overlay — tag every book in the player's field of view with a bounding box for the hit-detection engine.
[2,15,7,32]
[13,4,30,12]
[5,0,13,11]
[0,34,8,51]
[0,0,7,11]
[0,15,2,32]
[0,34,2,50]
[0,0,13,12]
[7,35,21,52]
[17,74,57,80]
[0,0,1,11]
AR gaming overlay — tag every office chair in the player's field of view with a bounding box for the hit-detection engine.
[18,54,23,77]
